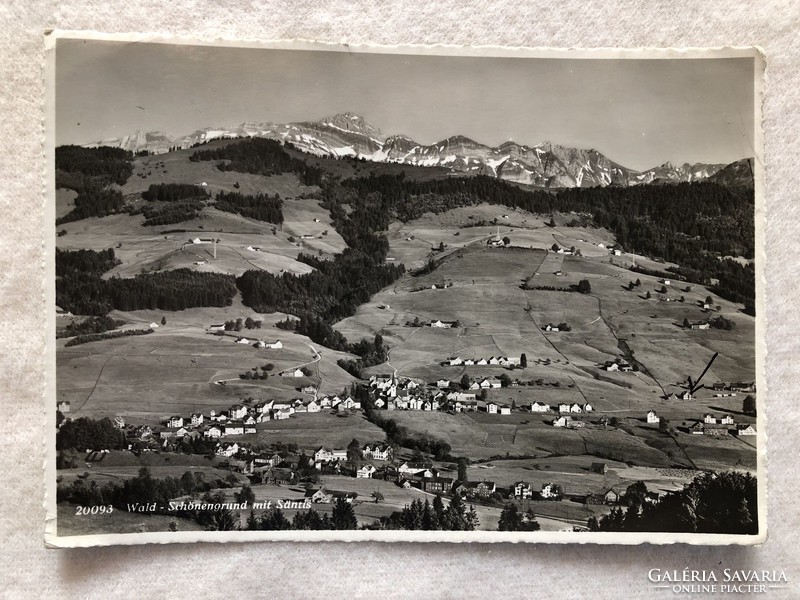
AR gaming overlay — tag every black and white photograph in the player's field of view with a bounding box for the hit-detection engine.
[45,35,764,546]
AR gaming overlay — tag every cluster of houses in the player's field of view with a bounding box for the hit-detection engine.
[442,356,521,367]
[368,375,519,414]
[645,409,756,437]
[152,395,364,446]
[690,413,756,437]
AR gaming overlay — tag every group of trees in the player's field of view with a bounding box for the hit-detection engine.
[238,249,404,322]
[141,183,209,202]
[588,472,758,534]
[55,146,133,224]
[243,497,357,531]
[133,199,204,227]
[377,494,477,531]
[190,138,323,186]
[57,248,238,315]
[215,191,284,225]
[224,317,263,331]
[56,417,126,451]
[64,327,153,347]
[497,504,541,531]
[57,315,122,338]
[56,146,133,184]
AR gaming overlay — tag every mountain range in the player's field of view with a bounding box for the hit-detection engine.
[87,113,753,188]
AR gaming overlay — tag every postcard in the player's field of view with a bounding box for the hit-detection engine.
[44,32,765,546]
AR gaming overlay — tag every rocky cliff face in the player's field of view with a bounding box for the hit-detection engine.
[85,113,750,188]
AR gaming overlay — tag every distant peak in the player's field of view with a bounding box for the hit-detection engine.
[318,112,383,138]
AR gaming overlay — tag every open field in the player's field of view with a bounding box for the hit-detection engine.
[57,305,358,423]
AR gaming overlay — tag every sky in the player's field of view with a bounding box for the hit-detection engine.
[55,39,756,171]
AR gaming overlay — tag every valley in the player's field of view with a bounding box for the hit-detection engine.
[54,128,757,535]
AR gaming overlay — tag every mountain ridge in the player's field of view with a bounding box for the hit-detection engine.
[84,113,751,188]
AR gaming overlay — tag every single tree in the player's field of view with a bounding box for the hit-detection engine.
[235,484,256,505]
[331,497,358,530]
[502,236,511,246]
[742,395,757,416]
[683,317,691,328]
[161,316,166,326]
[645,291,652,299]
[460,373,472,390]
[498,504,524,531]
[520,353,527,368]
[457,457,469,482]
[577,279,592,294]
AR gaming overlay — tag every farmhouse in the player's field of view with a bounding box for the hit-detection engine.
[430,320,458,328]
[262,340,283,349]
[455,481,496,498]
[363,444,393,461]
[356,465,377,479]
[530,402,550,413]
[604,489,621,504]
[190,413,204,427]
[704,413,734,425]
[486,402,499,414]
[215,442,239,457]
[57,401,70,413]
[412,476,454,494]
[703,424,730,436]
[499,406,512,415]
[204,425,222,439]
[280,368,305,378]
[646,410,660,424]
[436,378,451,388]
[557,403,571,414]
[512,481,533,499]
[305,400,320,413]
[591,462,608,475]
[540,483,563,500]
[168,416,184,428]
[229,405,247,419]
[736,424,757,436]
[569,403,583,414]
[223,423,244,436]
[553,416,573,428]
[690,322,711,330]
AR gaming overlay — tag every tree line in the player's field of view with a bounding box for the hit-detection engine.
[55,146,133,223]
[56,417,126,451]
[238,249,404,321]
[141,183,209,202]
[56,249,237,315]
[189,138,323,186]
[130,199,205,227]
[215,191,284,225]
[588,471,758,534]
[374,495,477,531]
